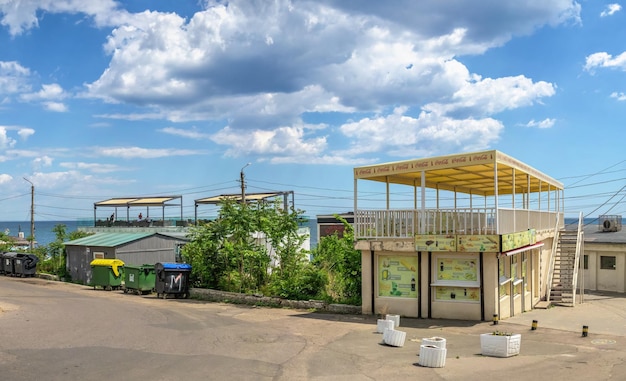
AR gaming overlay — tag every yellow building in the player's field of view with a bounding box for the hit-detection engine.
[353,150,580,321]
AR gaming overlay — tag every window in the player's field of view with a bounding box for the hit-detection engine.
[522,253,528,292]
[601,256,616,270]
[93,252,104,259]
[583,255,588,270]
[432,254,480,302]
[498,256,511,299]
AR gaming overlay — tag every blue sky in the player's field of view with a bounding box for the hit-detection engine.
[0,0,624,222]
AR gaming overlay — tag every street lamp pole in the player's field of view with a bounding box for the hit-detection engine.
[23,177,34,251]
[240,163,251,203]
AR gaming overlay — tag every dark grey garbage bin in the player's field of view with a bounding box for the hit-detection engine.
[154,262,192,299]
[2,252,18,276]
[15,254,38,277]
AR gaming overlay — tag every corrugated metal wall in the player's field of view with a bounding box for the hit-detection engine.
[115,235,183,266]
[66,245,116,285]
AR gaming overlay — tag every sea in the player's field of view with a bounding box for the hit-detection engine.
[1,217,617,249]
[1,220,87,247]
[0,219,321,248]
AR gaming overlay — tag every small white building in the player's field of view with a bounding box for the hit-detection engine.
[580,215,626,293]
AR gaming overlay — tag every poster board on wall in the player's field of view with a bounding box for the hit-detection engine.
[501,229,536,252]
[457,235,500,252]
[415,235,456,252]
[378,256,418,298]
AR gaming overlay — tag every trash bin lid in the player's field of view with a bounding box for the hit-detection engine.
[90,258,125,277]
[160,262,191,270]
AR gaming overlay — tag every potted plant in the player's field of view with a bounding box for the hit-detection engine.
[375,304,392,333]
[480,331,521,357]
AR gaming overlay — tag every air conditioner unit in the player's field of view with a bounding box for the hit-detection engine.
[599,215,622,232]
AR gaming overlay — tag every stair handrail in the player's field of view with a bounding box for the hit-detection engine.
[545,213,561,302]
[571,212,583,305]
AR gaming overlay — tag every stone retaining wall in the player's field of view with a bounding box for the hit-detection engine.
[190,288,361,314]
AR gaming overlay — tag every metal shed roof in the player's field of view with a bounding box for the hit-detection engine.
[64,232,154,247]
[354,150,563,196]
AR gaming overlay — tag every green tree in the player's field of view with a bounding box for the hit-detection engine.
[0,231,14,252]
[183,199,270,293]
[182,198,319,299]
[261,201,323,300]
[38,224,92,278]
[311,216,362,305]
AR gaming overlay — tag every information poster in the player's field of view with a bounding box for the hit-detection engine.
[457,235,500,252]
[501,229,536,252]
[378,256,418,298]
[436,257,478,282]
[415,235,456,252]
[435,286,480,301]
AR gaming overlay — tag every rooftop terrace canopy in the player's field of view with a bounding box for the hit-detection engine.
[194,192,294,222]
[94,196,183,221]
[354,150,563,196]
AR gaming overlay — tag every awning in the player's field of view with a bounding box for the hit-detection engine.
[194,192,286,205]
[500,242,545,257]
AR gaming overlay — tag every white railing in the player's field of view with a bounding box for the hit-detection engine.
[572,212,584,305]
[355,208,563,239]
[497,209,562,233]
[545,214,561,303]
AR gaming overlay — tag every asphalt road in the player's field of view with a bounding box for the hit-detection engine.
[2,276,626,381]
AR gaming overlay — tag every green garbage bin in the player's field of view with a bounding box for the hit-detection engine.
[90,259,125,291]
[123,264,155,295]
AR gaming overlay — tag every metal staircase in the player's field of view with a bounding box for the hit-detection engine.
[547,213,584,306]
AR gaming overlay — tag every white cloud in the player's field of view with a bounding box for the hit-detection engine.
[610,91,626,101]
[423,74,556,117]
[94,146,206,159]
[160,127,212,140]
[32,155,53,170]
[524,118,556,129]
[0,127,17,149]
[84,2,569,118]
[1,1,580,163]
[43,102,68,112]
[28,170,91,190]
[584,51,626,72]
[211,124,328,161]
[0,174,12,184]
[21,83,68,111]
[0,61,31,95]
[339,107,503,157]
[17,128,35,140]
[21,83,65,101]
[59,162,126,173]
[0,0,129,36]
[601,4,622,17]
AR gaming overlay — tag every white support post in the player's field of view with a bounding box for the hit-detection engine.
[421,171,426,234]
[494,162,499,234]
[512,168,516,232]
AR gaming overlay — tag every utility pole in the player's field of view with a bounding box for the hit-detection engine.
[240,163,251,203]
[23,177,34,251]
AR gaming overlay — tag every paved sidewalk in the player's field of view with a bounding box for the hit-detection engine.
[505,291,626,337]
